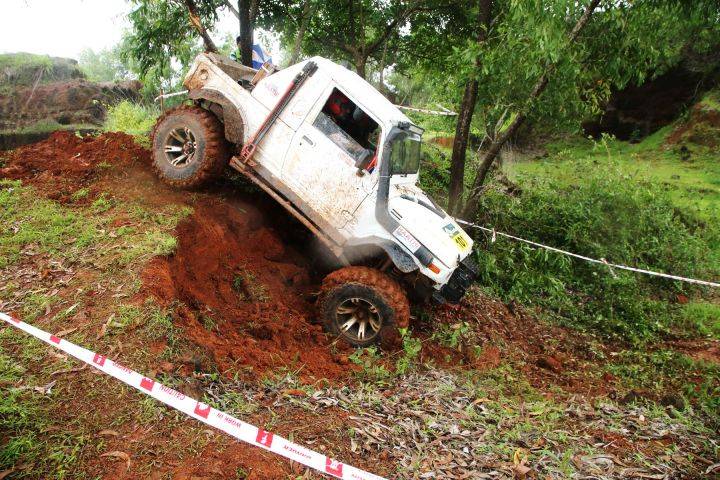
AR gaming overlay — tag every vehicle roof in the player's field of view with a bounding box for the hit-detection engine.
[307,56,414,127]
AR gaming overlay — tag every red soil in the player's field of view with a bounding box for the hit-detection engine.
[665,105,720,147]
[0,130,150,202]
[142,198,355,381]
[2,130,353,381]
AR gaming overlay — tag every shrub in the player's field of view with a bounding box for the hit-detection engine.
[470,163,720,343]
[103,100,159,147]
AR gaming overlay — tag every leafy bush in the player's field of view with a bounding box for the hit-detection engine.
[103,100,159,147]
[470,163,720,343]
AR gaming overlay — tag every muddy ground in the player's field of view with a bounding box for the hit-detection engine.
[0,132,718,479]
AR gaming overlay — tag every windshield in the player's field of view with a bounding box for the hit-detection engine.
[389,134,421,175]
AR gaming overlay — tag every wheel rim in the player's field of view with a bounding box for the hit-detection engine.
[335,297,382,342]
[164,127,197,168]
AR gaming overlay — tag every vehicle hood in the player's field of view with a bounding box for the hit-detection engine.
[388,183,473,269]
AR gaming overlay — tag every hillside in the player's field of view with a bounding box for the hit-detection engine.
[0,53,141,149]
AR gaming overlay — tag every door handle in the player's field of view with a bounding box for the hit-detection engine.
[302,135,315,146]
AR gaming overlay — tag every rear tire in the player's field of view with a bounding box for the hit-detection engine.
[318,267,410,348]
[151,105,230,188]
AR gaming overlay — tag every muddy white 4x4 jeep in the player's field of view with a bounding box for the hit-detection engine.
[151,53,477,347]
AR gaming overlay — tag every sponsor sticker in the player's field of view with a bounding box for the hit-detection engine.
[93,353,107,367]
[326,458,344,476]
[194,402,211,419]
[140,377,156,391]
[256,429,274,448]
[393,226,421,252]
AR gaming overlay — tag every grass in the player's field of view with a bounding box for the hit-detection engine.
[0,181,186,283]
[103,100,159,148]
[231,269,269,302]
[0,120,97,136]
[0,179,102,269]
[0,52,83,95]
[506,129,720,220]
[680,301,720,339]
[0,178,197,477]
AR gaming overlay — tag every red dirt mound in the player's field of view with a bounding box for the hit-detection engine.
[143,198,354,381]
[0,130,150,201]
[665,104,720,147]
[429,293,615,396]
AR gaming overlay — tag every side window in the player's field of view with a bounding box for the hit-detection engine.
[312,88,380,163]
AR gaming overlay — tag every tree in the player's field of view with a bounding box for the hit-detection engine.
[261,0,427,78]
[124,0,224,80]
[221,0,257,67]
[447,0,493,215]
[184,0,219,52]
[78,47,132,83]
[461,0,601,218]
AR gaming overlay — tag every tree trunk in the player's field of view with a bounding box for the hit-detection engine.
[378,39,389,94]
[355,56,367,79]
[184,0,217,53]
[237,0,254,67]
[461,0,601,219]
[289,0,314,65]
[447,0,493,215]
[448,80,479,214]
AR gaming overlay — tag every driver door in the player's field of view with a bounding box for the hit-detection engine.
[281,85,380,231]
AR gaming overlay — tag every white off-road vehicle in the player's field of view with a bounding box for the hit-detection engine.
[151,53,477,347]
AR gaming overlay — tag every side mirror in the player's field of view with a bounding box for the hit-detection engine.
[355,149,374,175]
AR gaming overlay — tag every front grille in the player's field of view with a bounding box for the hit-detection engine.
[436,256,478,304]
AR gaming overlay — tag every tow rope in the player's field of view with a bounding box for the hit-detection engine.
[457,220,720,288]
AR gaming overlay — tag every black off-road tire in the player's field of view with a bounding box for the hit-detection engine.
[151,105,230,188]
[318,267,410,348]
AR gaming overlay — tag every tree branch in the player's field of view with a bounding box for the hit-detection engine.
[222,0,239,18]
[184,0,218,52]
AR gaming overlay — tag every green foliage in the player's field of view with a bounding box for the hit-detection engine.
[471,162,720,343]
[78,46,132,82]
[681,302,720,340]
[103,100,159,147]
[0,52,84,95]
[400,0,720,149]
[605,348,720,420]
[395,329,422,375]
[0,52,53,70]
[123,0,217,90]
[348,347,391,382]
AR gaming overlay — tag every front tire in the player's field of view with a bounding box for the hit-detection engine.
[318,267,410,348]
[151,105,230,188]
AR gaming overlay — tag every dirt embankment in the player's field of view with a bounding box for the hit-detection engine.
[2,131,353,381]
[1,131,149,201]
[142,199,353,380]
[0,53,142,150]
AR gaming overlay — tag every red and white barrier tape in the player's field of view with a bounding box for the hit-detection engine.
[457,219,720,288]
[0,312,387,480]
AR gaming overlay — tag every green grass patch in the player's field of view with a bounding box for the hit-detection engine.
[507,131,720,220]
[680,301,720,339]
[0,180,103,268]
[103,100,159,148]
[472,162,720,343]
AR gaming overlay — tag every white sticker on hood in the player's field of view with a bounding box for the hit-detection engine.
[393,226,421,252]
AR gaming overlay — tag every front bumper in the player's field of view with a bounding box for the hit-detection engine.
[434,255,479,304]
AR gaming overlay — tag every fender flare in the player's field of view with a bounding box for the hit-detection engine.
[188,88,246,145]
[344,237,419,273]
